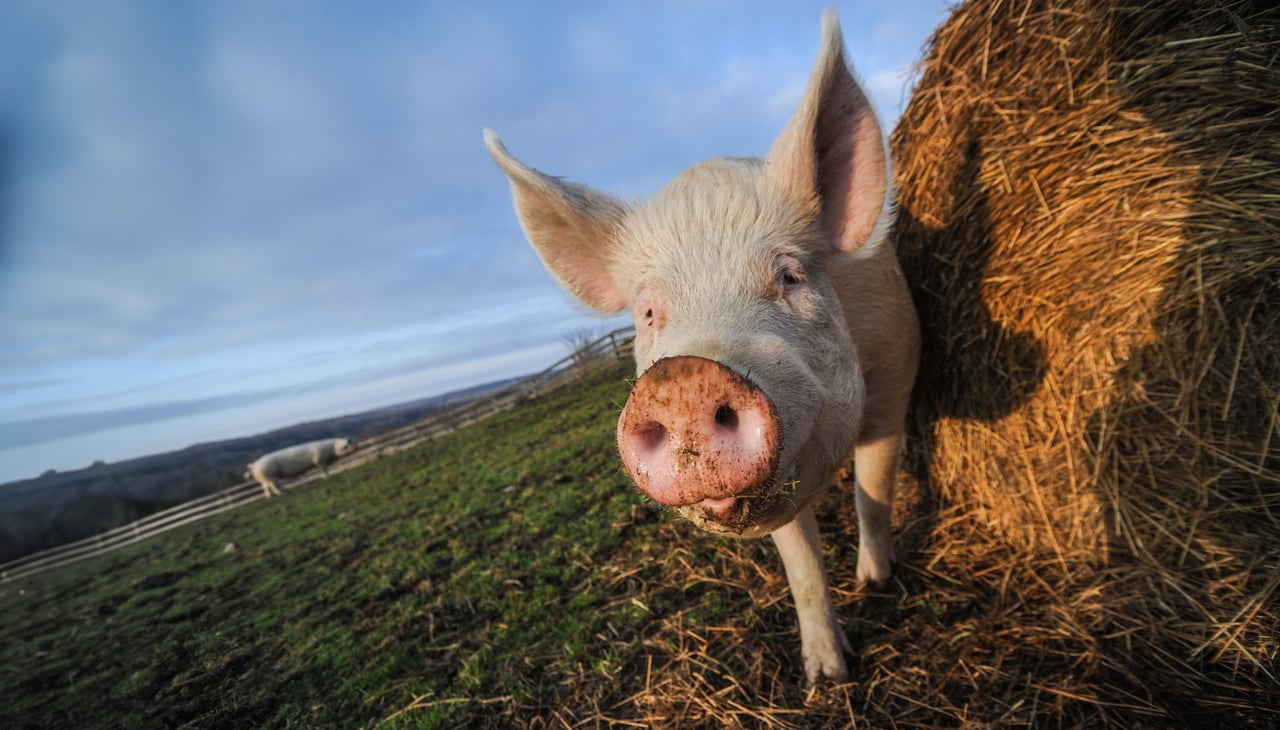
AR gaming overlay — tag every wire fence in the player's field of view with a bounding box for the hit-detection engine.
[0,327,635,584]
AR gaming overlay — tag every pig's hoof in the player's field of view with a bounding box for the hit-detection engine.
[804,652,849,687]
[802,626,854,686]
[856,552,893,584]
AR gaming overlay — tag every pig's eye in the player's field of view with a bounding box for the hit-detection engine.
[634,288,662,330]
[774,255,806,295]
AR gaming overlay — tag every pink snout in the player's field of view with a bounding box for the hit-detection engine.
[617,356,781,509]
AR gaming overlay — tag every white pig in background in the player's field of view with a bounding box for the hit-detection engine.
[245,438,357,498]
[485,11,919,684]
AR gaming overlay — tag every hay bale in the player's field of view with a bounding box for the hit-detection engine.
[890,0,1278,723]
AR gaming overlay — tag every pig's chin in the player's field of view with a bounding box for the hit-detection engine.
[675,465,803,537]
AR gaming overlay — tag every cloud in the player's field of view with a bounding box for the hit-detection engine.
[0,388,283,450]
[0,374,66,396]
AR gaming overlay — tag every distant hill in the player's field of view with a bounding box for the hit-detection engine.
[0,375,525,563]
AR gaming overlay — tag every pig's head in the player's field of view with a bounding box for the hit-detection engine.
[485,11,889,537]
[335,438,357,456]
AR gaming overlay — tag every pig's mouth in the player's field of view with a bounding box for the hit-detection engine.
[676,464,801,535]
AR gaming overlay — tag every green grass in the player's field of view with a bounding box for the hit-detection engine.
[12,357,1256,727]
[0,366,634,727]
[0,364,683,729]
[2,362,945,729]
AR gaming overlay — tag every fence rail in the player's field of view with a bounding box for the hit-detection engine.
[1,327,635,584]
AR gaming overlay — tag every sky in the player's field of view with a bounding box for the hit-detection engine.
[0,0,952,484]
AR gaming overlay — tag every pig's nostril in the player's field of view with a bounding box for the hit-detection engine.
[636,421,668,451]
[714,404,739,431]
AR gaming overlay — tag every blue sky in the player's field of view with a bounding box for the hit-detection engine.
[0,1,951,484]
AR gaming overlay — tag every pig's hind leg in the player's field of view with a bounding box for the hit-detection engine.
[852,431,902,583]
[771,504,852,684]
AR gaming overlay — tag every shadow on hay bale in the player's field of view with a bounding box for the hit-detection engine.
[887,0,1278,724]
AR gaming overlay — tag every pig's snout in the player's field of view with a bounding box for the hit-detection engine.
[617,356,781,507]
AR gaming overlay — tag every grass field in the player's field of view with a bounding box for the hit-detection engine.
[0,364,882,728]
[3,362,1273,728]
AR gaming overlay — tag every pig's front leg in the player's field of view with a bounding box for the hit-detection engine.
[771,504,851,684]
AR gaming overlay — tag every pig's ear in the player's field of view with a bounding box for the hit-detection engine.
[484,130,628,314]
[764,10,888,254]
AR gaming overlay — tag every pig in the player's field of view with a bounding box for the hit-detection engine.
[245,438,357,498]
[484,11,919,684]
